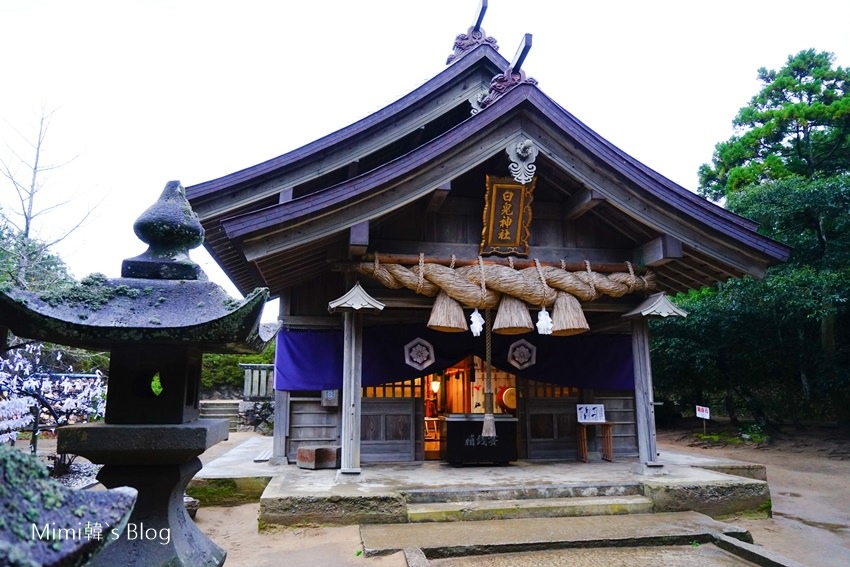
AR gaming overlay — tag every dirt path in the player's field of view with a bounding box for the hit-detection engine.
[657,425,850,566]
[195,503,406,567]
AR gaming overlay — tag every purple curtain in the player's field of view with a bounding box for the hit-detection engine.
[275,324,634,391]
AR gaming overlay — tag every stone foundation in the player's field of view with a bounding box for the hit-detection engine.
[643,477,770,518]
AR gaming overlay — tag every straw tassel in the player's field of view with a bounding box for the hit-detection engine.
[492,294,533,335]
[551,291,589,336]
[427,291,469,332]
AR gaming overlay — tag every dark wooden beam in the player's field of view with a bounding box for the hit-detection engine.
[349,221,369,258]
[355,252,631,273]
[563,188,605,220]
[279,315,340,328]
[368,240,630,268]
[633,235,682,268]
[426,181,452,214]
[347,160,360,178]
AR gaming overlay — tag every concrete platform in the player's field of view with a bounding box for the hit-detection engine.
[195,434,772,529]
[190,435,810,565]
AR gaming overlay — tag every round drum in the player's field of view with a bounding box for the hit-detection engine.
[496,386,517,412]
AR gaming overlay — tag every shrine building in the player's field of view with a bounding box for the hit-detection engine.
[186,9,789,473]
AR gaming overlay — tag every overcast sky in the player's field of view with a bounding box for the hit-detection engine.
[1,0,849,310]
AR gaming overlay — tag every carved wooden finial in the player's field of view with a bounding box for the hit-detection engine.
[447,0,499,65]
[470,33,537,114]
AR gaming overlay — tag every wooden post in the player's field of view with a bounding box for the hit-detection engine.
[272,293,288,463]
[631,319,658,464]
[272,389,289,464]
[340,310,364,474]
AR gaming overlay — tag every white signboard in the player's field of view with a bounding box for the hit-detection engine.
[577,404,606,423]
[696,405,710,420]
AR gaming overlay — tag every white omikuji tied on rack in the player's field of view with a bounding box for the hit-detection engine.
[469,308,485,336]
[536,307,553,335]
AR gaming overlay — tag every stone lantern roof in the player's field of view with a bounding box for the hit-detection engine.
[0,180,276,354]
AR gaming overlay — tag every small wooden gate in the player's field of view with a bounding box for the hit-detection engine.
[360,379,423,462]
[523,381,580,460]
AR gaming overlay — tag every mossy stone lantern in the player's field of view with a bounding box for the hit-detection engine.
[0,181,276,567]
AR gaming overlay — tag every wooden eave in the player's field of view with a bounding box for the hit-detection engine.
[220,83,788,284]
[186,45,508,218]
[194,66,790,298]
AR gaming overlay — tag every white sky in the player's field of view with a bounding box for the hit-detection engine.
[1,0,849,313]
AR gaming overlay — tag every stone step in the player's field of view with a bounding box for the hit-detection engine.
[199,401,240,409]
[407,494,654,523]
[403,482,643,504]
[200,407,239,416]
[198,402,240,431]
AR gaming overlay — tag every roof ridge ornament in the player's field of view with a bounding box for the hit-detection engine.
[446,0,499,65]
[506,138,539,184]
[470,33,537,114]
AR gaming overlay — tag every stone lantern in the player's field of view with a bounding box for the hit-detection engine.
[0,181,277,566]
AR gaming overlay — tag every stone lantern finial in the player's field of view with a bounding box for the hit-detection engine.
[121,180,206,280]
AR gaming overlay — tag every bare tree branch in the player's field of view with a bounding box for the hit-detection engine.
[0,107,91,289]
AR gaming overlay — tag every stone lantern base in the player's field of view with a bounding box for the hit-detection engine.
[59,419,230,567]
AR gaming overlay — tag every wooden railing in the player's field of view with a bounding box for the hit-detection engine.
[239,363,275,400]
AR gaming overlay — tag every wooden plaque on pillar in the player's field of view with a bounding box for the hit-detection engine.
[480,175,535,256]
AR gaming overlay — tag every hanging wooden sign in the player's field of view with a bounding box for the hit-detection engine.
[480,175,535,256]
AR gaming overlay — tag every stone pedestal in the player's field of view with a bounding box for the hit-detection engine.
[59,419,229,567]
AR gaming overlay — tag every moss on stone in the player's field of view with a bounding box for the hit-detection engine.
[186,477,271,507]
[39,273,145,312]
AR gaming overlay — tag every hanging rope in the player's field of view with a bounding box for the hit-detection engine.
[478,257,487,308]
[482,308,496,438]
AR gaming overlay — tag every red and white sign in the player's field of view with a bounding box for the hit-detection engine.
[696,405,710,420]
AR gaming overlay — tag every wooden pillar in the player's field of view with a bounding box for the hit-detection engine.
[340,310,364,474]
[272,389,289,464]
[631,319,658,464]
[328,282,383,475]
[272,293,288,463]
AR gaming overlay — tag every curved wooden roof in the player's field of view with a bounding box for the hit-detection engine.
[186,43,789,299]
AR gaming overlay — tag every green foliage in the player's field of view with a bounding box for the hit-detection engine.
[651,269,850,425]
[657,49,850,426]
[699,50,850,200]
[0,223,73,293]
[201,340,275,390]
[728,174,850,266]
[150,374,163,396]
[651,260,850,425]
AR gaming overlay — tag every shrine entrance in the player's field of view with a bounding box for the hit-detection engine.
[360,355,606,464]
